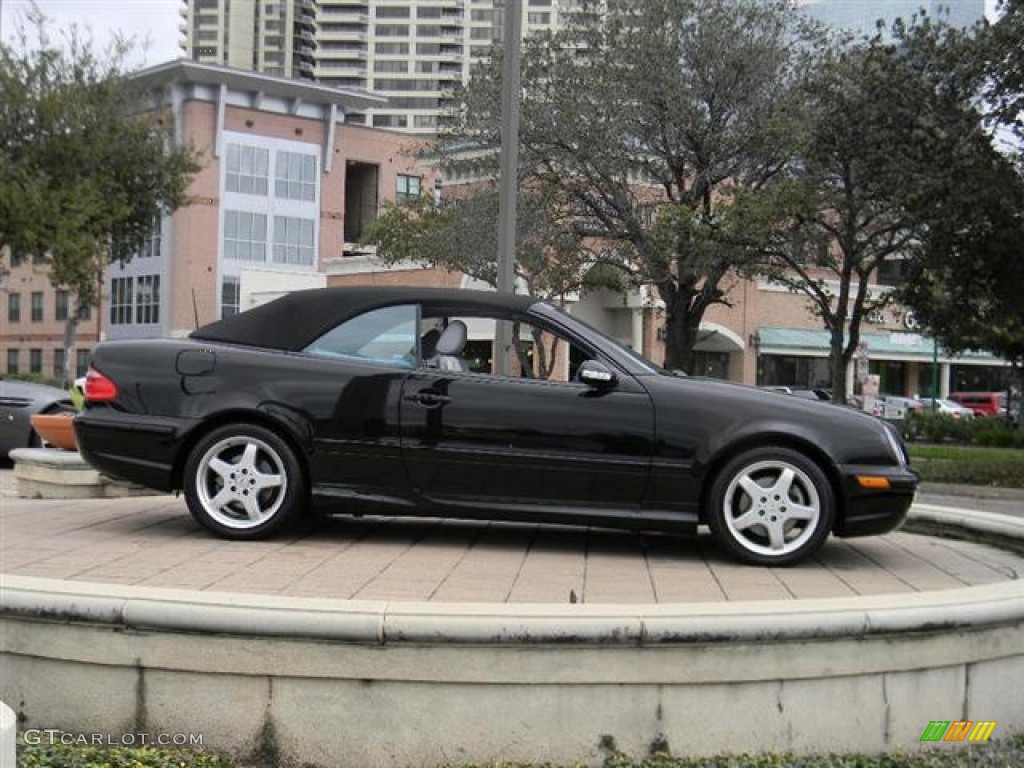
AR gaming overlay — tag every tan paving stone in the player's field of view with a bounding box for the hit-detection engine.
[2,495,1021,604]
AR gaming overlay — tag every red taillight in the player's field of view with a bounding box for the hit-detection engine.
[85,368,119,403]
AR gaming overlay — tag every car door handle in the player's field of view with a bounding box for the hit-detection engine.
[406,390,452,407]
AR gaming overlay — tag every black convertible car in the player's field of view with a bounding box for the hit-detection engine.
[75,287,917,565]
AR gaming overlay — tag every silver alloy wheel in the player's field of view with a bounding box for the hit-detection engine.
[721,459,821,557]
[194,435,288,530]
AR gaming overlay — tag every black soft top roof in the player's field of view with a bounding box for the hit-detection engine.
[190,286,541,351]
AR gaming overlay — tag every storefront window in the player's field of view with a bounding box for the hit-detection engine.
[950,365,1011,393]
[692,351,729,380]
[758,355,831,389]
[868,360,908,395]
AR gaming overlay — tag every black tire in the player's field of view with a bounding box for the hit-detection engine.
[707,446,834,566]
[183,423,306,540]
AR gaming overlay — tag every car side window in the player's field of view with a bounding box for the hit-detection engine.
[419,311,591,382]
[304,304,418,368]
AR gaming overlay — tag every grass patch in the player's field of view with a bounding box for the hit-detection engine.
[910,444,1024,462]
[17,740,237,767]
[909,443,1024,487]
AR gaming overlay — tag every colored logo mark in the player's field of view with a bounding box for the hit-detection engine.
[920,721,997,742]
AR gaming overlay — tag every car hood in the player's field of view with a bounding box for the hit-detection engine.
[0,379,71,403]
[641,374,900,467]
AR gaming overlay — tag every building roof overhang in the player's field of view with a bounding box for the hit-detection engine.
[129,59,386,114]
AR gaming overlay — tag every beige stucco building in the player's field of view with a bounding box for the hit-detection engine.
[1,60,433,381]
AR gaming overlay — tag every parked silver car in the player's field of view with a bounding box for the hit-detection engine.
[0,378,75,457]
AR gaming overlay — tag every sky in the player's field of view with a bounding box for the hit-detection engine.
[0,0,182,70]
[0,0,1007,73]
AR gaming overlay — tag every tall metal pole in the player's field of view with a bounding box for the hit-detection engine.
[494,0,522,376]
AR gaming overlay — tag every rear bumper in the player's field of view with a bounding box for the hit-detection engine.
[74,412,183,492]
[835,465,918,538]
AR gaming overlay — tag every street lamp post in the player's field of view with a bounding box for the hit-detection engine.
[494,0,522,376]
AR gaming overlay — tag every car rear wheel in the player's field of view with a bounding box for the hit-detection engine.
[707,446,834,566]
[183,424,305,539]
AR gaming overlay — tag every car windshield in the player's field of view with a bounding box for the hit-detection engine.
[533,302,666,376]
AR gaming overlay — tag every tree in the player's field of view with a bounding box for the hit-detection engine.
[900,141,1024,370]
[736,19,990,404]
[363,185,611,303]
[436,0,821,371]
[0,15,199,385]
[981,0,1024,167]
[898,3,1024,409]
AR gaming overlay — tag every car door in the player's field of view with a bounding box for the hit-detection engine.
[299,303,418,496]
[399,311,655,514]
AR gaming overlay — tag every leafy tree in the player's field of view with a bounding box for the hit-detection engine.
[981,0,1024,166]
[736,19,990,404]
[364,185,611,302]
[0,15,199,385]
[900,140,1024,370]
[432,0,821,371]
[898,3,1024,411]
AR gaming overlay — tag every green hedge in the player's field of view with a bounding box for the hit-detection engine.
[902,412,1024,448]
[908,443,1024,488]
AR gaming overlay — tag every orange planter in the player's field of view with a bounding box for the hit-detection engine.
[30,412,78,451]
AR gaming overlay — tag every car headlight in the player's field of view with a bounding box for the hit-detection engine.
[880,420,909,467]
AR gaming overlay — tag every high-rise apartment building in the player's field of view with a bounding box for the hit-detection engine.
[180,0,317,79]
[181,1,576,134]
[315,0,576,133]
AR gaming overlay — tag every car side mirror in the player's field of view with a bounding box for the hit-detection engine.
[578,360,617,389]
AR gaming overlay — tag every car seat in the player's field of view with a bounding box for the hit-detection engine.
[435,320,469,372]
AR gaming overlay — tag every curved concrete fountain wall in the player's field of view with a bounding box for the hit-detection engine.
[2,507,1022,767]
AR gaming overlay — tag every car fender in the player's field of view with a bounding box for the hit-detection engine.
[170,401,316,490]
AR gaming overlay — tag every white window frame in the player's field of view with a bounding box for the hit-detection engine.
[135,275,161,325]
[226,143,270,196]
[272,216,316,266]
[224,211,269,263]
[110,277,134,325]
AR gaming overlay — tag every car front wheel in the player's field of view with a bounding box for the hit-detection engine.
[183,424,306,539]
[707,446,834,566]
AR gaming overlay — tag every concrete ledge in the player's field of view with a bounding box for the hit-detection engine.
[3,575,1022,646]
[0,701,14,768]
[1,507,1022,766]
[907,504,1024,555]
[919,481,1024,502]
[9,448,163,500]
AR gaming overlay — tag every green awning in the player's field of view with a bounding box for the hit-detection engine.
[756,327,1001,363]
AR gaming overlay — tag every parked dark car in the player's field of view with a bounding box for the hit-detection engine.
[75,287,917,565]
[0,377,76,457]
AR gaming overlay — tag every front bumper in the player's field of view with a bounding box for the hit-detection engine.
[834,465,919,537]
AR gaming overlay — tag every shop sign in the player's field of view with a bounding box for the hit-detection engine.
[890,332,924,347]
